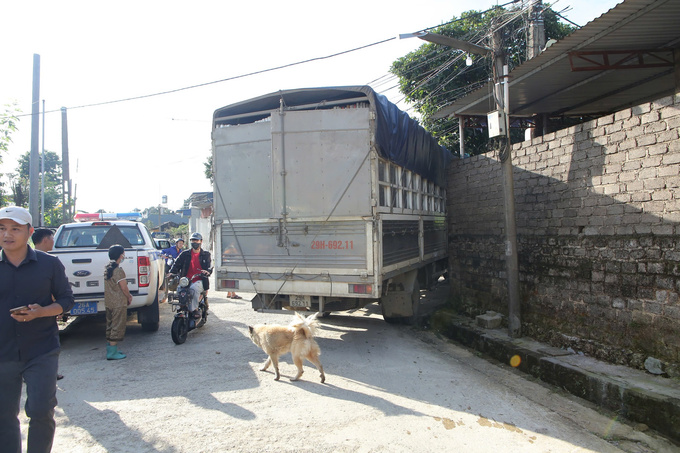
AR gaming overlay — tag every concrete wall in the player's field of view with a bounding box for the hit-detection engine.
[447,93,680,369]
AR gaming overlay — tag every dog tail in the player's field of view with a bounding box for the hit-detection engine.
[290,312,319,338]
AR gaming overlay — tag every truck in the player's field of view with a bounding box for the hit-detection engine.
[211,86,452,323]
[51,216,165,331]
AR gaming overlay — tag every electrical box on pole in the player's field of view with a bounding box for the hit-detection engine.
[487,110,507,137]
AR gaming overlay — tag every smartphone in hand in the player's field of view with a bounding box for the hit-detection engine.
[9,306,29,315]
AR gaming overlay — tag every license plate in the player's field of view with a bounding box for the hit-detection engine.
[289,295,311,307]
[70,301,98,315]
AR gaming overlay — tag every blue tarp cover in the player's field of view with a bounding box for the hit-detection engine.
[213,86,453,186]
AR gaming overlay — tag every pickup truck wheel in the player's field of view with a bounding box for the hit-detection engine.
[140,291,160,332]
[141,321,159,332]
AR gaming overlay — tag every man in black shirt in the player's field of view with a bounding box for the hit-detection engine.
[0,206,74,453]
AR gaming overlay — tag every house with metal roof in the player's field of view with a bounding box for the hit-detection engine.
[434,0,679,148]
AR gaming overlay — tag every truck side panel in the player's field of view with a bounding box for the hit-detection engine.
[270,108,373,218]
[213,121,273,220]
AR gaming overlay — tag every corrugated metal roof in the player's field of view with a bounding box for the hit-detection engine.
[433,0,680,119]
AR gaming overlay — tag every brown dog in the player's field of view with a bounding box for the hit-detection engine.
[248,312,325,383]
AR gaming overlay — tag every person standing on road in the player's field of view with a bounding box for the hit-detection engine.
[0,206,74,453]
[167,232,211,318]
[31,228,55,253]
[30,228,65,381]
[104,245,132,360]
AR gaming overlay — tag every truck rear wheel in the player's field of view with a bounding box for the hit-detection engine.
[139,291,160,332]
[381,305,401,324]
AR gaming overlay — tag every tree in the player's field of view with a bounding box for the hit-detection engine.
[1,102,21,205]
[0,102,20,160]
[391,5,574,156]
[14,150,65,226]
[204,153,213,184]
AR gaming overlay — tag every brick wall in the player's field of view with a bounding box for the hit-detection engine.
[447,93,680,369]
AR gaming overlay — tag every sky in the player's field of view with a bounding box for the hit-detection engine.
[1,0,622,215]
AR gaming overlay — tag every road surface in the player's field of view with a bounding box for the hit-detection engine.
[20,290,675,452]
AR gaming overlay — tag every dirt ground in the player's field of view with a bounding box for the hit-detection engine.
[17,288,677,453]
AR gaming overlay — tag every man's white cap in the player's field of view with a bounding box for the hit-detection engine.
[0,206,32,225]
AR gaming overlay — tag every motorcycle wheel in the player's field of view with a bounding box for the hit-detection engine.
[171,316,188,344]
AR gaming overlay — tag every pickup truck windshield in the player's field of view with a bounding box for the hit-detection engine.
[55,225,146,248]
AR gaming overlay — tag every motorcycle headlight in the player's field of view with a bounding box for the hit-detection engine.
[179,277,190,287]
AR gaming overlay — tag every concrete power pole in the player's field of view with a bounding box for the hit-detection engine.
[528,0,548,136]
[29,54,40,222]
[527,0,546,60]
[492,27,522,338]
[402,26,521,337]
[41,100,45,226]
[61,107,71,221]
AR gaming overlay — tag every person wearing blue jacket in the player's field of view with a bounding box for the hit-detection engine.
[161,238,184,260]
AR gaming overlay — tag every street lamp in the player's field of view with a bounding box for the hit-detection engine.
[400,30,522,337]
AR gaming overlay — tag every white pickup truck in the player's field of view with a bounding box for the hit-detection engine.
[51,219,165,331]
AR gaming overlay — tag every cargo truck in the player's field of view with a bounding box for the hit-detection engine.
[211,86,452,323]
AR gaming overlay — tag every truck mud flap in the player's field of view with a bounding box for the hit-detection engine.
[251,294,283,311]
[381,270,420,324]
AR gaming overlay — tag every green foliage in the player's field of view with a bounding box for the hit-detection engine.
[1,102,21,205]
[13,150,65,227]
[0,102,20,159]
[167,223,188,241]
[391,6,575,156]
[204,154,213,184]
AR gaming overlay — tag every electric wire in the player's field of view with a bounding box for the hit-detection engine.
[3,2,524,121]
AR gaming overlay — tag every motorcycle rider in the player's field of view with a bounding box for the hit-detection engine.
[167,233,211,318]
[161,238,184,261]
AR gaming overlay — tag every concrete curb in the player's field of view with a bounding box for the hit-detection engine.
[430,310,680,443]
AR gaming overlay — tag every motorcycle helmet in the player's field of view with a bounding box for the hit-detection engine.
[190,233,202,241]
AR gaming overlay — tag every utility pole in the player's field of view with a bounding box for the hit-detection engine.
[41,100,45,226]
[29,54,40,222]
[528,0,548,136]
[403,26,522,337]
[492,27,522,338]
[527,0,545,60]
[61,107,71,222]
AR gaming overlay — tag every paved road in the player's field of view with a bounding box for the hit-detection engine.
[20,289,675,452]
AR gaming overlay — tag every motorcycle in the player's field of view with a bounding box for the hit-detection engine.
[169,272,210,344]
[162,257,178,303]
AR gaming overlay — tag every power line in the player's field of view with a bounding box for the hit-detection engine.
[8,37,395,119]
[3,1,524,121]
